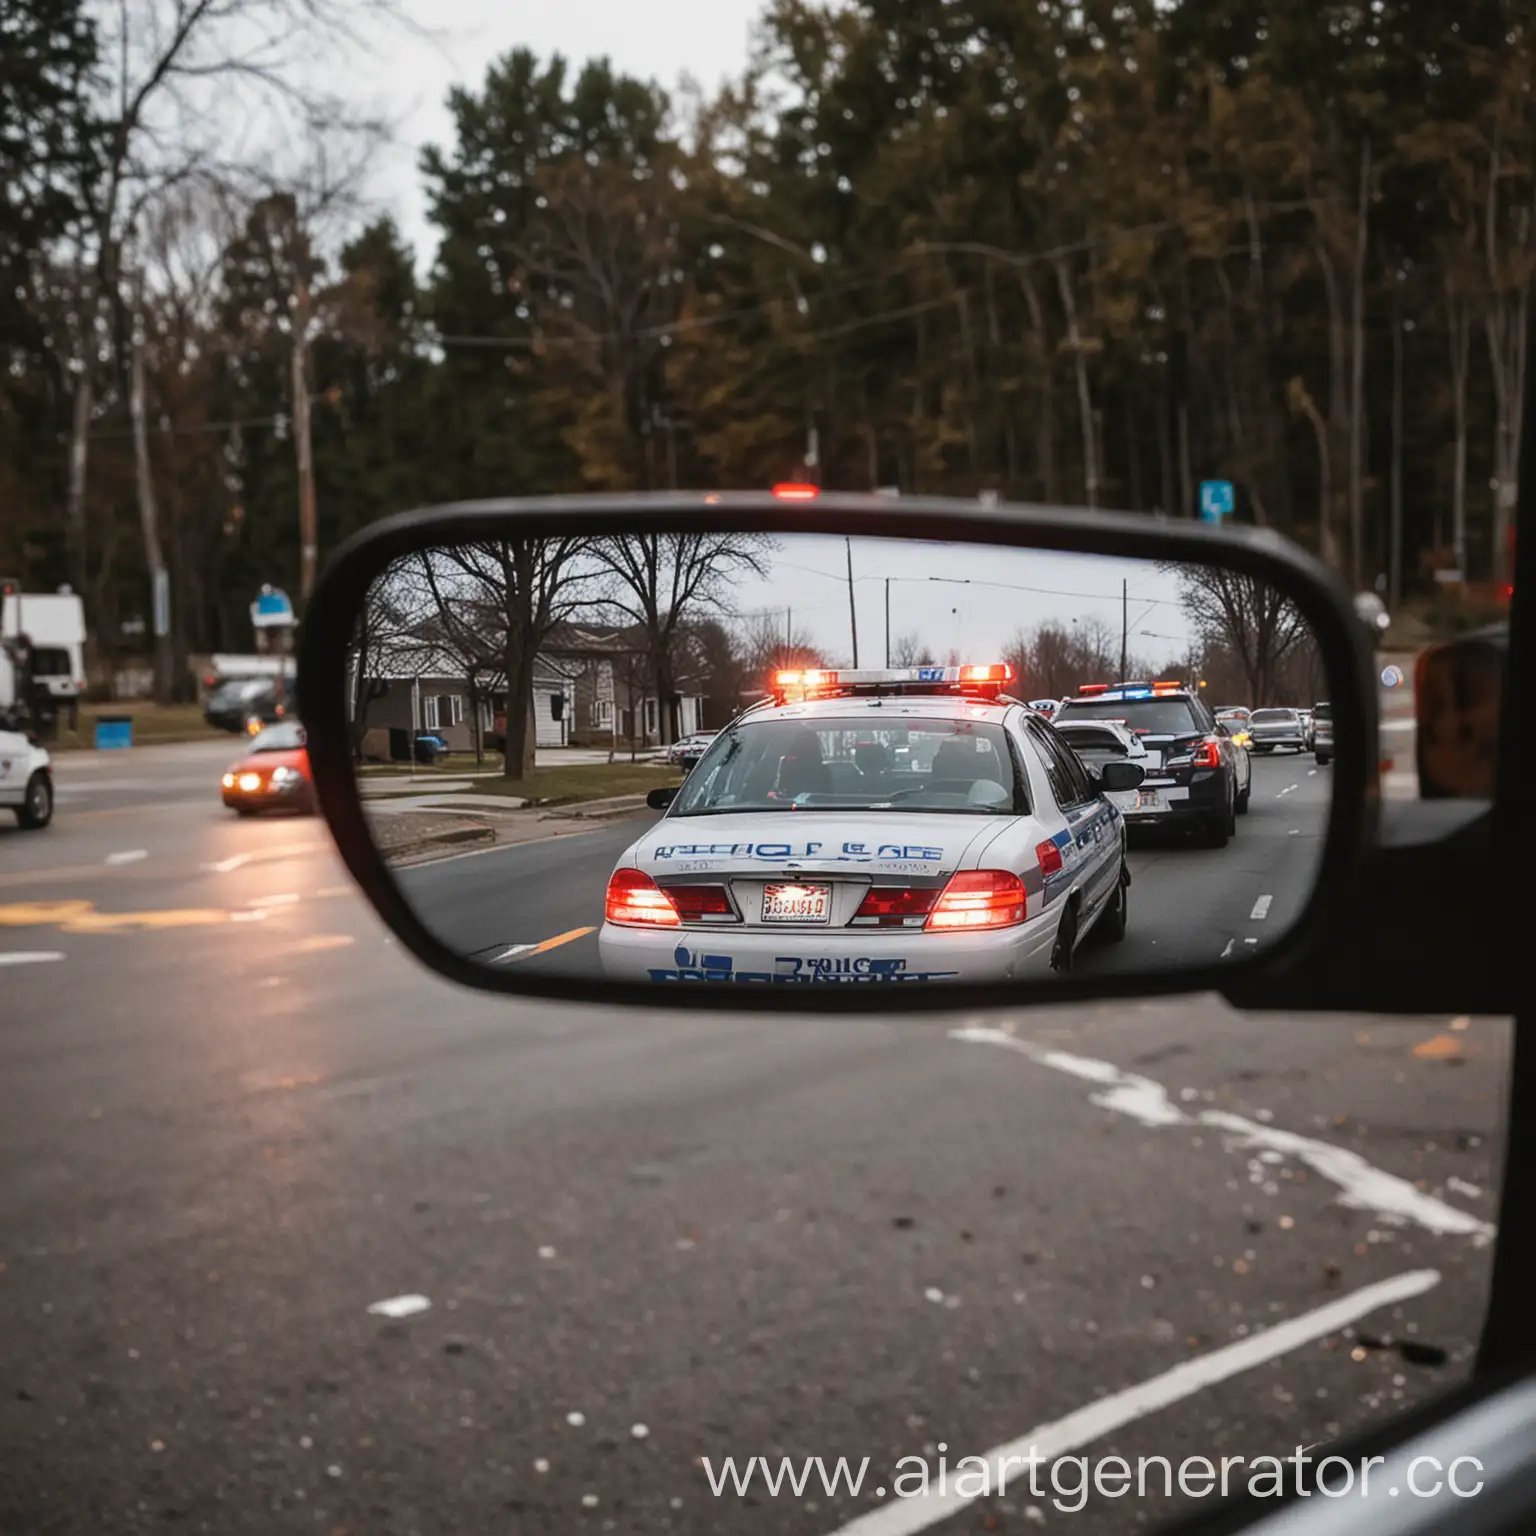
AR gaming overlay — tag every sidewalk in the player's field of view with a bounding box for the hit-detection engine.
[365,793,653,867]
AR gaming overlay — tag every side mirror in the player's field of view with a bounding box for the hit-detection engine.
[1415,629,1504,798]
[1098,760,1146,793]
[646,785,678,809]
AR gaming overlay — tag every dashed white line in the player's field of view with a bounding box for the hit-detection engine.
[367,1294,430,1319]
[201,844,325,873]
[0,951,65,966]
[1249,894,1273,921]
[949,1030,1496,1241]
[1277,784,1298,798]
[246,892,301,908]
[823,1269,1442,1536]
[105,849,148,865]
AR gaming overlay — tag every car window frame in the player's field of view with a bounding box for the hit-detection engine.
[1025,714,1096,807]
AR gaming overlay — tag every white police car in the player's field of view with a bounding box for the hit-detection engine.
[0,726,54,829]
[1050,718,1150,816]
[598,664,1145,985]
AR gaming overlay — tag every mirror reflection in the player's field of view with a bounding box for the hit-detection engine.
[346,533,1330,985]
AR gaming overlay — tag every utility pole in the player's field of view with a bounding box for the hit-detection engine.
[1119,579,1128,679]
[845,537,859,666]
[885,578,891,666]
[1389,292,1404,614]
[293,277,318,607]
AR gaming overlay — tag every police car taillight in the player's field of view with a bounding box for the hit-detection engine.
[1191,739,1221,768]
[852,887,937,925]
[605,868,679,927]
[925,870,1026,930]
[1036,840,1063,877]
[665,885,737,921]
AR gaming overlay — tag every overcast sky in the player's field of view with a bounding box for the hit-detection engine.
[740,535,1201,675]
[361,0,769,274]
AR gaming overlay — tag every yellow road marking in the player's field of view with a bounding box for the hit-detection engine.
[0,899,228,933]
[509,926,597,959]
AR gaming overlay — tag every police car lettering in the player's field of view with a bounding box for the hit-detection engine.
[652,839,943,863]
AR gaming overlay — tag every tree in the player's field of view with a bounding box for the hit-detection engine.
[1171,563,1312,704]
[590,531,769,744]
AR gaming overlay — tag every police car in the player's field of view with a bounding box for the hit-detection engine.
[1054,681,1250,843]
[0,725,54,829]
[598,664,1144,985]
[1050,718,1150,816]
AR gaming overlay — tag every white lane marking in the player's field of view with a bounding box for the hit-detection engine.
[1307,769,1317,777]
[230,910,269,923]
[490,944,536,963]
[202,844,326,873]
[823,1270,1442,1536]
[1220,939,1235,958]
[1249,894,1273,921]
[247,892,301,908]
[1276,783,1297,797]
[1381,719,1417,733]
[950,1030,1495,1241]
[105,849,148,865]
[367,1294,430,1319]
[0,951,65,966]
[315,885,352,898]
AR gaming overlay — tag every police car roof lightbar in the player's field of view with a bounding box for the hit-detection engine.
[1077,683,1109,694]
[770,663,1015,698]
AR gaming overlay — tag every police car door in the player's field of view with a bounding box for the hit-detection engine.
[1026,715,1119,917]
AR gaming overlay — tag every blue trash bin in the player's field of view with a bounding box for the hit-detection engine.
[95,715,132,749]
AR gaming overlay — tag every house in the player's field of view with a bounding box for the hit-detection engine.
[352,623,709,757]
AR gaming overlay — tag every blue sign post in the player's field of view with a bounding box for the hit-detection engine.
[1199,480,1235,522]
[251,585,294,629]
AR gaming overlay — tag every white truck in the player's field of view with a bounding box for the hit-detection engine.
[2,589,87,715]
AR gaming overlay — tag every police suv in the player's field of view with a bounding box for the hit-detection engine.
[1053,681,1251,844]
[598,663,1145,985]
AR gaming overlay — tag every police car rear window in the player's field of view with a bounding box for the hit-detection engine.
[1055,698,1200,734]
[1251,709,1298,722]
[670,716,1025,816]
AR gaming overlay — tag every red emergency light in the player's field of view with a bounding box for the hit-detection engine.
[772,483,819,500]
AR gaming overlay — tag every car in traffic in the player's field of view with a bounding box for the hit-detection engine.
[1050,717,1151,818]
[598,663,1143,984]
[220,720,315,815]
[205,676,291,732]
[1297,706,1315,748]
[0,724,53,828]
[1247,706,1308,753]
[665,729,719,766]
[1312,700,1333,765]
[1054,681,1249,843]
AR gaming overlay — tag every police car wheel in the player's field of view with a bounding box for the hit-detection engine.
[1050,903,1079,972]
[1097,867,1129,942]
[1203,794,1233,848]
[16,771,53,830]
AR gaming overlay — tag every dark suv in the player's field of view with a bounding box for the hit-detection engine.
[1052,685,1250,846]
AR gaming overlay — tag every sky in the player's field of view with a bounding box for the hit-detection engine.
[739,535,1202,675]
[358,0,770,275]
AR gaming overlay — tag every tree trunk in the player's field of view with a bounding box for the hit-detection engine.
[1315,237,1349,574]
[1019,274,1055,500]
[1390,291,1404,611]
[1348,141,1372,590]
[293,282,318,607]
[129,307,172,703]
[1053,255,1097,507]
[66,365,91,600]
[1448,288,1472,574]
[502,642,537,782]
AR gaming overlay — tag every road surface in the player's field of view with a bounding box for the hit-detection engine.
[0,738,1505,1535]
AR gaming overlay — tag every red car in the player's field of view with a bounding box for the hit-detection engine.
[221,720,315,815]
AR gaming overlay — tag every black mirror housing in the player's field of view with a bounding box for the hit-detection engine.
[1098,760,1146,793]
[646,785,679,809]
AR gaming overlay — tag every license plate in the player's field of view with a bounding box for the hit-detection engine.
[762,882,831,924]
[1135,789,1163,809]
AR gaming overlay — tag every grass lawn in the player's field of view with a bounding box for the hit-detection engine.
[459,763,680,804]
[51,701,225,749]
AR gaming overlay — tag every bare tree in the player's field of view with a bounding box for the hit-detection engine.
[410,540,599,780]
[889,631,936,667]
[591,532,769,745]
[1171,564,1312,704]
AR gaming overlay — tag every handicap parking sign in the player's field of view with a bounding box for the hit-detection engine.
[1199,481,1235,521]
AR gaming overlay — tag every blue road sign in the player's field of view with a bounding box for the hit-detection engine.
[1199,480,1235,521]
[251,585,295,628]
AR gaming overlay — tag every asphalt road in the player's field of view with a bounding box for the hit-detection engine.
[394,754,1330,979]
[0,738,1507,1535]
